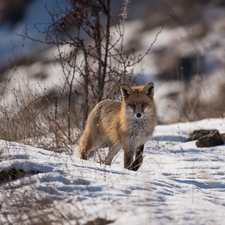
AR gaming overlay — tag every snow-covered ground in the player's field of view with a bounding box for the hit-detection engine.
[1,118,225,224]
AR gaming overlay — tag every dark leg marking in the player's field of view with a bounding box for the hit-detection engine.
[124,151,134,170]
[131,144,144,171]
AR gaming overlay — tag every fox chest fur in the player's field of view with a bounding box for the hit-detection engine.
[97,102,154,146]
[123,117,155,151]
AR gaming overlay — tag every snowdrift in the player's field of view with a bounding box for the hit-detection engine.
[0,118,225,224]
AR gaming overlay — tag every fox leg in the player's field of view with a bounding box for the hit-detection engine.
[73,136,91,159]
[74,131,100,160]
[131,144,144,171]
[124,147,135,170]
[105,142,121,165]
[80,137,92,160]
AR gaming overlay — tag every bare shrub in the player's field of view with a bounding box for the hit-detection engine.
[0,0,184,152]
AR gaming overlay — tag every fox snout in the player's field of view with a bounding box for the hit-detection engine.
[127,103,147,118]
[136,113,142,118]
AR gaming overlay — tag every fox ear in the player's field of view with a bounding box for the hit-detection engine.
[121,84,132,99]
[143,82,154,97]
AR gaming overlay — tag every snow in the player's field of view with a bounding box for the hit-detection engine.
[0,118,225,224]
[0,59,82,108]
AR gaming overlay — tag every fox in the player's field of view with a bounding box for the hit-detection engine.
[73,82,157,171]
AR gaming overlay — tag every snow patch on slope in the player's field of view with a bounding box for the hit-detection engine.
[0,118,225,224]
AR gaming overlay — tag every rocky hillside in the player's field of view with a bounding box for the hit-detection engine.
[1,0,225,125]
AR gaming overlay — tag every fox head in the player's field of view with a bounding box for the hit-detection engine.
[120,82,155,119]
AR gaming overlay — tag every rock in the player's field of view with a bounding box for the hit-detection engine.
[221,133,225,142]
[196,130,224,148]
[0,168,41,184]
[189,129,218,141]
[84,218,114,225]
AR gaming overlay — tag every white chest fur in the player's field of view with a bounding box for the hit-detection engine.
[126,118,153,151]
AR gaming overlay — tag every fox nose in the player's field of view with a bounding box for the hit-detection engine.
[136,113,141,118]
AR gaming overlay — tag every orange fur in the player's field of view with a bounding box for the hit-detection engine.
[74,82,157,171]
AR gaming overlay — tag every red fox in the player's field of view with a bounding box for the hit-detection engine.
[74,82,157,171]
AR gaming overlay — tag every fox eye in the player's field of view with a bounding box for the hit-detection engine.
[142,103,147,107]
[129,103,135,108]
